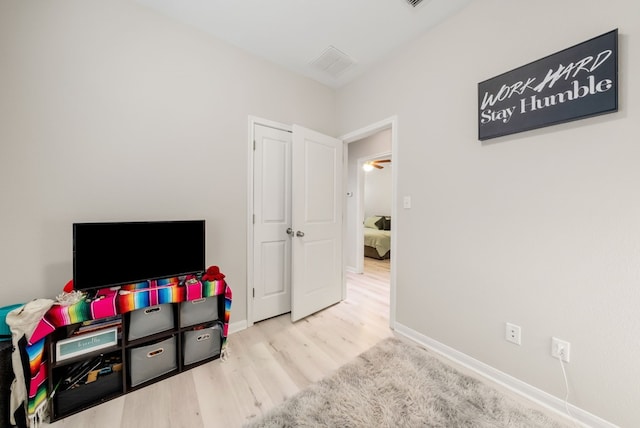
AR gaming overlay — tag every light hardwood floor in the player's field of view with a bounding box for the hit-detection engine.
[47,258,569,427]
[47,258,393,428]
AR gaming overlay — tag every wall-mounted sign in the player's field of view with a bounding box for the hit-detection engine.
[478,29,618,141]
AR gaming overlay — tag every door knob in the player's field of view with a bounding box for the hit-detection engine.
[286,227,294,236]
[296,231,305,237]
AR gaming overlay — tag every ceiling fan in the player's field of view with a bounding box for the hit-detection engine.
[363,159,391,170]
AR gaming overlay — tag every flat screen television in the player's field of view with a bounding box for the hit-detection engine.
[73,220,205,291]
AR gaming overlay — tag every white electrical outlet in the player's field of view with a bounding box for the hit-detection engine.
[505,322,521,345]
[551,337,571,362]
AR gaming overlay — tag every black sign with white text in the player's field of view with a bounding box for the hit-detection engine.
[478,29,618,141]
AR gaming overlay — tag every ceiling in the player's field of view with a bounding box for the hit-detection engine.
[135,0,473,88]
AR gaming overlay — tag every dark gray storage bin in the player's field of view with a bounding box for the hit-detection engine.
[127,304,175,341]
[179,296,218,327]
[54,371,123,416]
[182,324,222,366]
[128,336,177,387]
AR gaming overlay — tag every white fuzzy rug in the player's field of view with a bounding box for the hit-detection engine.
[244,337,568,428]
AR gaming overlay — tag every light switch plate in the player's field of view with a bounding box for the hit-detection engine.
[403,196,411,209]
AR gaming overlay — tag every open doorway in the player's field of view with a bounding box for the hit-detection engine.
[360,153,392,266]
[357,152,392,322]
[340,117,397,329]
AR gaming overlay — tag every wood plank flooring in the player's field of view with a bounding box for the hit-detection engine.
[46,257,569,427]
[46,258,393,428]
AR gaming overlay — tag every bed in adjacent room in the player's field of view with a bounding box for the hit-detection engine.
[363,216,391,260]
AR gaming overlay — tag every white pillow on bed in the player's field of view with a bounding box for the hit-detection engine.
[364,216,382,229]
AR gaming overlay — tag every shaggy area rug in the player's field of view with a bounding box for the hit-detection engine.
[244,337,568,428]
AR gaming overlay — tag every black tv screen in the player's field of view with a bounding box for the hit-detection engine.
[73,220,205,291]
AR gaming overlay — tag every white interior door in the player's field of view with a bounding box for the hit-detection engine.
[253,124,292,322]
[291,125,343,322]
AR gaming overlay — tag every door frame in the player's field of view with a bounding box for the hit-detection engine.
[339,115,398,330]
[247,116,292,328]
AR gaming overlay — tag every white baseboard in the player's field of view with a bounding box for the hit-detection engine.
[345,265,358,273]
[394,322,618,428]
[228,319,247,335]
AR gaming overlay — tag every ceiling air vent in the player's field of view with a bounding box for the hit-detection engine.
[406,0,426,7]
[310,45,356,78]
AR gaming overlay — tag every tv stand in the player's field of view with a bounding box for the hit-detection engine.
[45,281,229,422]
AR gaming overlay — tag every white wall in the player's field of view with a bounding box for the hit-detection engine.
[337,1,639,426]
[345,129,391,270]
[364,165,392,219]
[0,0,336,324]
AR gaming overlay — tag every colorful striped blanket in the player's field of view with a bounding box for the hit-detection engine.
[25,338,47,422]
[12,272,232,426]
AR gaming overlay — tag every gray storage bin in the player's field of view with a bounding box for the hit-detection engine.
[182,324,222,366]
[179,296,218,327]
[127,304,175,341]
[128,336,177,387]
